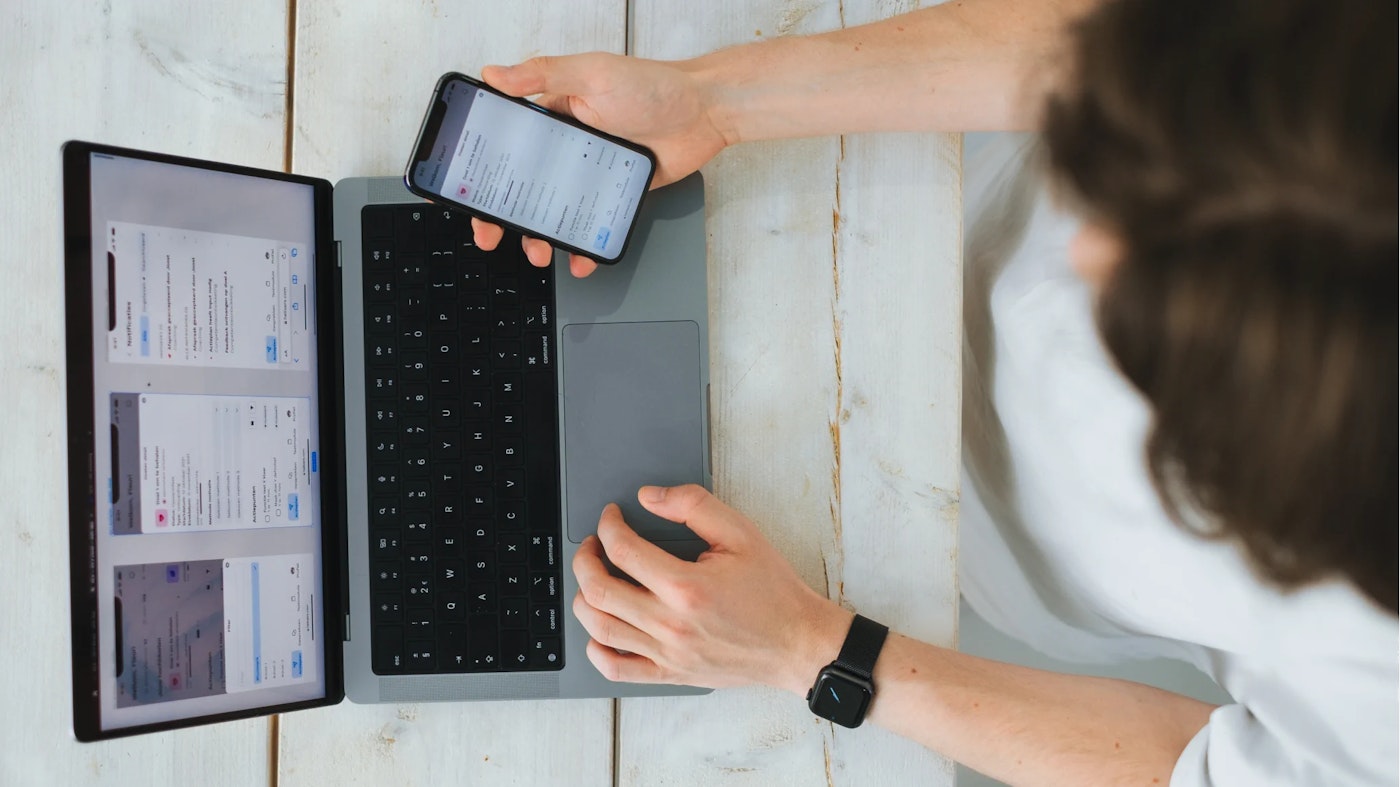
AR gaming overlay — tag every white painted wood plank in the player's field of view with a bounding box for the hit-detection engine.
[828,129,961,787]
[279,3,623,785]
[0,1,289,784]
[287,2,626,180]
[626,0,960,785]
[616,136,848,786]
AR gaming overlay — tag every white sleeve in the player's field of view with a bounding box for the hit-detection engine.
[1171,647,1398,787]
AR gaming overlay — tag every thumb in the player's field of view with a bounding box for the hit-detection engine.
[481,55,593,99]
[637,484,746,548]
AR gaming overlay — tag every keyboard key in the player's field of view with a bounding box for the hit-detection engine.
[468,554,494,581]
[529,637,562,667]
[502,631,529,668]
[370,532,401,560]
[460,263,487,290]
[372,562,402,591]
[530,534,556,569]
[430,307,458,330]
[439,623,469,671]
[530,604,559,635]
[498,499,525,529]
[439,592,466,621]
[365,272,395,300]
[470,615,501,666]
[407,641,436,670]
[523,333,552,373]
[470,583,497,614]
[438,559,466,590]
[373,594,403,623]
[501,533,526,563]
[363,206,393,239]
[530,572,558,603]
[405,608,434,638]
[500,565,527,596]
[372,626,405,673]
[394,208,426,251]
[502,598,527,629]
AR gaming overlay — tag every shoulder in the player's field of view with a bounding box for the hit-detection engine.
[1181,581,1398,787]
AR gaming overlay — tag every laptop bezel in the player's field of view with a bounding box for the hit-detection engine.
[62,140,347,741]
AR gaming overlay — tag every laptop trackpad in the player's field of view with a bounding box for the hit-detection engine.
[562,321,706,546]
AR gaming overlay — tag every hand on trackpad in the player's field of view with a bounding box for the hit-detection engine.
[561,320,708,546]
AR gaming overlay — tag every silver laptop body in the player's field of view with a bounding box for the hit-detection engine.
[333,174,712,702]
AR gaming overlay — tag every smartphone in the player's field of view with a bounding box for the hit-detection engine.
[405,72,657,264]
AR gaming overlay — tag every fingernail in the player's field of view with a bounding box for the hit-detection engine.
[639,486,665,504]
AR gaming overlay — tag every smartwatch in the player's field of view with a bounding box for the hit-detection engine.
[806,614,889,728]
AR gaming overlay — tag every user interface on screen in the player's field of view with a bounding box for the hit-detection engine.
[412,77,652,259]
[82,151,327,732]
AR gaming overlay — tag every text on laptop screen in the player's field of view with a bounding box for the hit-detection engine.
[86,151,327,731]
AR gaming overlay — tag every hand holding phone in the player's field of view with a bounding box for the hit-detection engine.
[406,72,658,264]
[461,54,732,275]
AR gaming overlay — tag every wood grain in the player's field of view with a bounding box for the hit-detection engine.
[2,1,960,783]
[278,3,624,784]
[624,0,960,784]
[0,1,288,783]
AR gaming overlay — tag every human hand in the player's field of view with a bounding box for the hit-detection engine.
[470,52,730,277]
[572,484,850,694]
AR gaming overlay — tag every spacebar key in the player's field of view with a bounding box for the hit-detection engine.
[523,371,559,533]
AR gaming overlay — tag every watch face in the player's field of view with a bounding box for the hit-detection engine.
[809,672,872,728]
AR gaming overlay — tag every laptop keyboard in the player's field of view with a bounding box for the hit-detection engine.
[360,204,563,674]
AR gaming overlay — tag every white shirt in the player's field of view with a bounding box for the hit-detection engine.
[959,133,1399,786]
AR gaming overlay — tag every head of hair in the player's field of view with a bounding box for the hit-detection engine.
[1042,0,1398,612]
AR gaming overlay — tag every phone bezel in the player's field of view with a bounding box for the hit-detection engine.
[403,72,658,264]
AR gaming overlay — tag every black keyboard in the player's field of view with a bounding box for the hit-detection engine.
[360,203,563,674]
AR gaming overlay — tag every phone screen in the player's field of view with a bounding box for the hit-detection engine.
[409,75,654,261]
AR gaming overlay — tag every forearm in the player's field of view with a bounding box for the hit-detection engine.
[782,606,1215,787]
[685,0,1101,140]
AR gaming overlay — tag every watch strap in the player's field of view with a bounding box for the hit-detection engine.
[833,614,888,680]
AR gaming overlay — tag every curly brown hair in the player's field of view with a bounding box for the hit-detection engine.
[1042,0,1398,612]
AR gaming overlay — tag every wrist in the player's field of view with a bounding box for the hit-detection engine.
[679,53,743,149]
[775,595,852,696]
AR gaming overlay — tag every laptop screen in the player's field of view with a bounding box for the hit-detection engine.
[65,144,342,740]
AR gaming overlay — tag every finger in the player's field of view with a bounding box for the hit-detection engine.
[521,235,555,267]
[568,254,599,278]
[471,217,504,251]
[595,503,686,590]
[531,93,574,117]
[482,55,598,100]
[637,484,748,548]
[572,591,658,657]
[573,535,664,625]
[585,638,672,684]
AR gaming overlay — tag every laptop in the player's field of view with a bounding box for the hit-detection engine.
[63,140,712,741]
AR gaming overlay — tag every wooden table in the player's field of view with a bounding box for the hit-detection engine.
[1,1,960,783]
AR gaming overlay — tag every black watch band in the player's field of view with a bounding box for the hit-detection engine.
[834,614,889,680]
[806,614,889,728]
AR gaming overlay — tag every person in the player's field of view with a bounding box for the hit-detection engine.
[471,0,1398,783]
